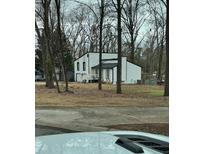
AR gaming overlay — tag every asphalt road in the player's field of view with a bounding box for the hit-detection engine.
[36,106,168,132]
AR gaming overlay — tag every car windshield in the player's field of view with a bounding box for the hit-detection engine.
[35,0,169,153]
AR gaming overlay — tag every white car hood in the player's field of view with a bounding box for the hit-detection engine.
[36,131,169,154]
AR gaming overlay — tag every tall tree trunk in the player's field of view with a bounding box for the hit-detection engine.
[49,13,61,93]
[164,0,169,96]
[55,0,69,92]
[43,0,54,88]
[98,0,104,90]
[157,35,164,82]
[117,0,122,94]
[47,47,61,93]
[129,0,135,63]
[130,32,135,62]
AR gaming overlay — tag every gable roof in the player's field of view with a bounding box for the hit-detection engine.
[74,52,119,61]
[127,60,142,68]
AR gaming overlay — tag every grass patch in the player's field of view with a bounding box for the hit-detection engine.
[36,82,168,107]
[106,123,169,136]
[99,84,165,96]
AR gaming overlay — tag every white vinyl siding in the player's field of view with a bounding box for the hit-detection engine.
[74,52,141,84]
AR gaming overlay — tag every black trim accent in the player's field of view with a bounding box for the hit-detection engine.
[88,54,90,74]
[116,135,169,154]
[83,62,86,71]
[127,60,143,68]
[74,52,125,62]
[77,62,80,71]
[112,68,114,84]
[115,137,144,153]
[102,58,118,61]
[92,63,118,69]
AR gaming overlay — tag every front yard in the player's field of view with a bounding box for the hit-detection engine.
[35,82,168,107]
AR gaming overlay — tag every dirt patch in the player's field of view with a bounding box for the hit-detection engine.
[106,123,169,136]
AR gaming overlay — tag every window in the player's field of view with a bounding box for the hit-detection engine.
[83,62,86,71]
[95,69,98,75]
[106,69,110,80]
[77,62,79,71]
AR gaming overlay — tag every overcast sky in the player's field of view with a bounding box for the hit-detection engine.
[64,0,98,14]
[63,0,151,48]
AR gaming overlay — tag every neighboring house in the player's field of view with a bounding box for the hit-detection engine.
[35,69,45,81]
[74,52,141,84]
[55,67,74,81]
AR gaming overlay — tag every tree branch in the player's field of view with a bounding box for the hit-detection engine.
[35,10,44,21]
[160,0,167,8]
[71,0,99,23]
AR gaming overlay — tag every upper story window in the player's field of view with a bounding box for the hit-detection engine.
[83,62,86,71]
[77,62,79,71]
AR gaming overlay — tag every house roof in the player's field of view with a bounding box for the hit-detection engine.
[92,63,118,69]
[74,52,122,61]
[127,60,142,68]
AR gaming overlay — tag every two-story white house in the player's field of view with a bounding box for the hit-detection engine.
[74,52,141,84]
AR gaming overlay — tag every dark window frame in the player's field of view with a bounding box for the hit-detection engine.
[77,62,80,71]
[106,69,110,79]
[83,62,86,71]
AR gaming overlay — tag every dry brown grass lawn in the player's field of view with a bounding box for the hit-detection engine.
[35,82,168,107]
[106,123,169,136]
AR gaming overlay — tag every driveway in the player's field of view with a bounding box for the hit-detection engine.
[36,106,168,132]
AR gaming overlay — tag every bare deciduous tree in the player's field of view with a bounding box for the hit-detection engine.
[122,0,146,63]
[159,0,168,96]
[98,0,105,90]
[55,0,70,92]
[36,0,56,89]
